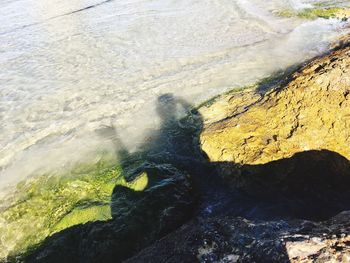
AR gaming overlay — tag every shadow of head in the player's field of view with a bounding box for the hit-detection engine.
[156,93,177,123]
[155,93,203,132]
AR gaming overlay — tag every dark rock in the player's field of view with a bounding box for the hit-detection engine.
[224,149,350,221]
[126,211,350,263]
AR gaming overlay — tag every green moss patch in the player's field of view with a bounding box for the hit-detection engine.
[0,160,125,260]
[275,6,349,20]
[53,205,111,233]
[297,7,345,19]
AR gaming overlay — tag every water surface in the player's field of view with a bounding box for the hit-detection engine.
[1,0,349,188]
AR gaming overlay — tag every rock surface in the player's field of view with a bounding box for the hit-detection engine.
[126,211,350,263]
[200,45,350,166]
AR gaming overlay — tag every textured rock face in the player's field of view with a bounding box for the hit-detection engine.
[126,211,350,263]
[200,46,350,166]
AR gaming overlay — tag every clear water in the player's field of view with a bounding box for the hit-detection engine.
[0,0,349,189]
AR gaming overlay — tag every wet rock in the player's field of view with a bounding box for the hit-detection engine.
[126,211,350,263]
[20,163,195,263]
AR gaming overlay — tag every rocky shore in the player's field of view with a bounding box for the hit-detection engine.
[200,44,350,166]
[6,39,350,263]
[126,211,350,263]
[125,41,350,263]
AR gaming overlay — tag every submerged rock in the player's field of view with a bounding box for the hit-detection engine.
[0,162,120,261]
[17,163,195,263]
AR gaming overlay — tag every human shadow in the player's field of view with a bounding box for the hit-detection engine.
[96,93,213,220]
[97,93,209,182]
[18,94,350,263]
[18,94,210,263]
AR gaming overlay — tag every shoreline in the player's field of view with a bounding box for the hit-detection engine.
[1,8,350,262]
[1,34,350,261]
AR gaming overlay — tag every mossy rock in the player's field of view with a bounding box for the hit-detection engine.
[0,161,123,261]
[275,6,350,20]
[13,163,195,263]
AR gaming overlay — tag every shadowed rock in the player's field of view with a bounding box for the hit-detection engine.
[126,211,350,263]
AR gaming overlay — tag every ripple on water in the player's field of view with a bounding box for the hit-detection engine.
[0,0,349,189]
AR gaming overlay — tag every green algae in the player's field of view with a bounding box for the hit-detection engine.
[276,6,348,20]
[0,159,126,260]
[53,205,111,233]
[0,152,155,261]
[297,7,345,19]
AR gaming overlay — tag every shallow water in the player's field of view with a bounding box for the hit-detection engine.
[0,0,349,189]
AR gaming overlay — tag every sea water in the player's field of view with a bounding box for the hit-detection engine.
[0,0,349,189]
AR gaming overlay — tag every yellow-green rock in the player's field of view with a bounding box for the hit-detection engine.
[200,45,350,166]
